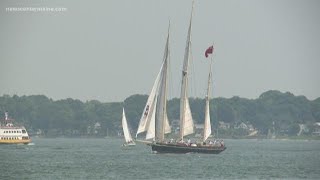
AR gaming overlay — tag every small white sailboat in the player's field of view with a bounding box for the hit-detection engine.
[121,108,135,147]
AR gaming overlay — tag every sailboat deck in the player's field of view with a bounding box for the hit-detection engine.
[151,142,226,154]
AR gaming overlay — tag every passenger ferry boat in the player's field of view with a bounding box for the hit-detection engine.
[0,112,31,144]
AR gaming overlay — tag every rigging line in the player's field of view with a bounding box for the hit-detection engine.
[189,41,197,99]
[168,40,173,102]
[209,54,214,137]
[167,20,173,102]
[211,51,219,138]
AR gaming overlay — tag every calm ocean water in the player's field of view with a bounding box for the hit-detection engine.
[1,138,319,179]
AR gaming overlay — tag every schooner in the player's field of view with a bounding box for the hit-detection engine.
[136,1,226,154]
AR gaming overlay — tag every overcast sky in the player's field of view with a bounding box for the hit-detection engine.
[0,0,319,102]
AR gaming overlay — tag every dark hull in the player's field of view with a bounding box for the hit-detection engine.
[150,143,226,154]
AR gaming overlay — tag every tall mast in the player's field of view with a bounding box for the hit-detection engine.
[155,23,170,142]
[179,1,195,140]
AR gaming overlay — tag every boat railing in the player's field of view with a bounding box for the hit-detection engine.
[0,125,26,129]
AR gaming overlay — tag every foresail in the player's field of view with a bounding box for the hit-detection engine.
[122,108,133,143]
[146,98,157,140]
[136,64,163,137]
[148,78,171,140]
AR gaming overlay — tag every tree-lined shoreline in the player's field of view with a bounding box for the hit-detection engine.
[0,90,319,139]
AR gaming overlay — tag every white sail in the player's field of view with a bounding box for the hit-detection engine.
[164,114,171,134]
[145,96,171,140]
[203,70,212,142]
[122,108,134,143]
[155,25,171,142]
[146,97,157,140]
[179,1,194,140]
[137,24,171,141]
[183,98,194,136]
[136,63,163,137]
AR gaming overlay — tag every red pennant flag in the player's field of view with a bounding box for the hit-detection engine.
[205,45,214,58]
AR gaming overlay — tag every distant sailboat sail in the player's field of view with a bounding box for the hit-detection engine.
[122,108,135,145]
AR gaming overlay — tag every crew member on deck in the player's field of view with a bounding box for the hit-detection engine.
[187,138,191,145]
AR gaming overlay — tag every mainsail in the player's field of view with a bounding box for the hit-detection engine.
[179,2,195,140]
[122,108,134,143]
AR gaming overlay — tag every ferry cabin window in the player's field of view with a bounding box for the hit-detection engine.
[22,130,26,134]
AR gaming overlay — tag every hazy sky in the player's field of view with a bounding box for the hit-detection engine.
[1,0,319,102]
